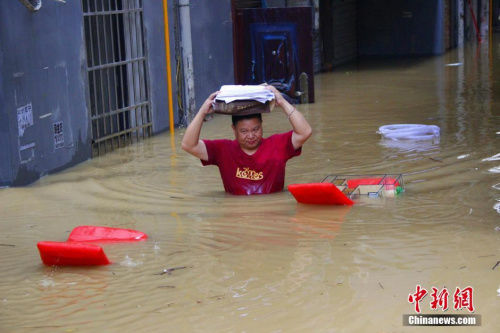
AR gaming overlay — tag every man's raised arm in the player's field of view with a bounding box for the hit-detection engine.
[265,85,312,150]
[181,92,218,161]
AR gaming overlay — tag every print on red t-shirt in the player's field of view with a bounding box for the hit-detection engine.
[201,131,301,195]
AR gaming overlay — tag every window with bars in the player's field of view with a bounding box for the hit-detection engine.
[82,0,152,156]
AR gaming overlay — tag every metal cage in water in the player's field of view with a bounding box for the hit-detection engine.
[321,174,405,198]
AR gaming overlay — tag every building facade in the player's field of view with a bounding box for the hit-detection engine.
[0,0,491,186]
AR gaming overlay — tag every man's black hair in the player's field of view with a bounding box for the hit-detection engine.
[231,113,262,126]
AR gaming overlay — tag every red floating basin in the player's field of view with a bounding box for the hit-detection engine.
[346,177,400,189]
[37,241,110,266]
[288,183,354,205]
[67,226,148,242]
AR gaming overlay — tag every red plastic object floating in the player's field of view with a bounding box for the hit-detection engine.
[37,241,110,266]
[67,226,148,242]
[288,183,354,205]
[346,177,400,189]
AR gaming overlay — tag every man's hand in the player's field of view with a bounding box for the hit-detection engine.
[200,91,219,116]
[263,84,287,108]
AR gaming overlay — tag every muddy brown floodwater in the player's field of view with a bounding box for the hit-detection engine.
[1,38,499,332]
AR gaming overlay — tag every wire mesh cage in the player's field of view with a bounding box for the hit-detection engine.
[321,174,405,199]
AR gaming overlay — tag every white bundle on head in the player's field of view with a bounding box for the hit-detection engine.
[215,85,275,104]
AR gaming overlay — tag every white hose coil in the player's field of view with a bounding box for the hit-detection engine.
[378,124,440,141]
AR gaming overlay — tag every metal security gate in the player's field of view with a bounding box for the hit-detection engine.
[82,0,152,156]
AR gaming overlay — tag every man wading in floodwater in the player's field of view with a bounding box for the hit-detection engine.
[181,85,312,195]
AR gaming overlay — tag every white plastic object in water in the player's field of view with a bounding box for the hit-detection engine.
[489,166,500,173]
[378,124,440,141]
[482,153,500,162]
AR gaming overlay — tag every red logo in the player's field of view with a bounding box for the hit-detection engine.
[453,286,475,312]
[408,285,428,313]
[430,287,449,311]
[409,285,475,313]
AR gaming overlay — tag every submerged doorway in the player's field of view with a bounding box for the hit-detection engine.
[82,0,152,156]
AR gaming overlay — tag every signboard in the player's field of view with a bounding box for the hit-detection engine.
[53,121,64,149]
[17,103,34,137]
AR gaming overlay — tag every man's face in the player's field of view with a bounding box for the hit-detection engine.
[232,118,263,152]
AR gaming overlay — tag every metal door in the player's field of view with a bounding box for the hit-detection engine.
[82,0,152,156]
[233,7,315,103]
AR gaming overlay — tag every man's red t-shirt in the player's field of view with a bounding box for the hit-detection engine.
[201,131,301,195]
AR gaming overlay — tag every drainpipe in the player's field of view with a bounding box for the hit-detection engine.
[458,0,465,47]
[178,0,196,124]
[163,0,175,137]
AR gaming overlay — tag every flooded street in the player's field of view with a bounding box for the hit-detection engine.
[1,38,499,332]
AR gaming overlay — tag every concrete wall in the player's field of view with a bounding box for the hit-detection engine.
[0,43,12,187]
[494,0,500,31]
[190,0,234,110]
[144,1,180,132]
[358,0,445,56]
[463,0,490,40]
[0,1,91,186]
[266,0,312,6]
[0,1,178,186]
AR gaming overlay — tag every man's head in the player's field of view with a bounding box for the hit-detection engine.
[231,113,263,152]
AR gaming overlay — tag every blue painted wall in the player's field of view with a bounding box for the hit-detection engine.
[0,46,12,187]
[0,1,91,186]
[0,1,177,186]
[190,0,234,110]
[358,0,444,56]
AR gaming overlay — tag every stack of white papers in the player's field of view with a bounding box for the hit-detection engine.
[215,85,275,104]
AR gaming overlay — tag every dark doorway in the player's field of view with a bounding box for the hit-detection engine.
[232,5,315,103]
